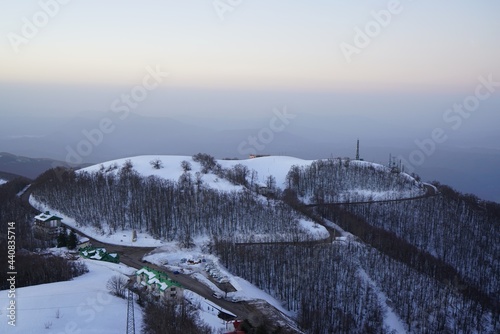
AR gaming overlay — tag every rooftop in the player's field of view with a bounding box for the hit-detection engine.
[34,211,63,222]
[136,266,182,290]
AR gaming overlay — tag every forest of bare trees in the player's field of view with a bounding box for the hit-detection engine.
[286,158,424,203]
[31,161,303,245]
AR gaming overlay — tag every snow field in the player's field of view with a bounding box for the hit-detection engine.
[0,260,142,334]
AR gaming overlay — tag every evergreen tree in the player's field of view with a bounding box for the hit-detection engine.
[67,229,78,250]
[57,227,68,248]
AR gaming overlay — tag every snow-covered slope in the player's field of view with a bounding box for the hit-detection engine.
[79,155,314,190]
[218,155,314,188]
[0,178,7,185]
[0,260,143,334]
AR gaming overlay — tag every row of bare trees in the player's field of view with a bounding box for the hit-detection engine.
[286,158,423,203]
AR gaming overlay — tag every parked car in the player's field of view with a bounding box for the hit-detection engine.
[212,292,222,299]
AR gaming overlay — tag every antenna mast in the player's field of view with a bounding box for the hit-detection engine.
[355,139,360,160]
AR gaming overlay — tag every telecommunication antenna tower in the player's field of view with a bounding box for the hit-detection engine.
[355,139,360,160]
[388,154,400,173]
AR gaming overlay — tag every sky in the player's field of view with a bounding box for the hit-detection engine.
[1,1,499,93]
[0,1,499,201]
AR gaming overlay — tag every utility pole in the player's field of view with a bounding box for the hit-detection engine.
[126,289,135,334]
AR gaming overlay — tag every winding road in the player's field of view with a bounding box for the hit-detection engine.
[303,183,438,208]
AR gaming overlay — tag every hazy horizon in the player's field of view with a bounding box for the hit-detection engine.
[1,1,499,202]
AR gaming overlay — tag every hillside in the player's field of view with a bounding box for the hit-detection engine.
[28,154,500,333]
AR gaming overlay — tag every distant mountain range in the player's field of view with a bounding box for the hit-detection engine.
[0,112,498,202]
[0,152,90,180]
[0,112,319,163]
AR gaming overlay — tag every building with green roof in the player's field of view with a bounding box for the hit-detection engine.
[79,246,120,263]
[136,267,183,300]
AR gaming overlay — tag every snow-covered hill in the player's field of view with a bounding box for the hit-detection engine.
[79,154,422,198]
[31,154,423,247]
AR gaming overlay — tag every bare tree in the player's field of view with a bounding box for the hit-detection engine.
[106,275,129,299]
[150,159,164,170]
[180,160,192,172]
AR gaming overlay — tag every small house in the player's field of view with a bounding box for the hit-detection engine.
[33,211,63,240]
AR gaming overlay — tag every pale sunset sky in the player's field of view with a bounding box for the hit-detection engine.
[1,1,499,95]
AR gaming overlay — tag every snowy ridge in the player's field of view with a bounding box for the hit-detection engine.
[78,154,422,200]
[79,154,314,190]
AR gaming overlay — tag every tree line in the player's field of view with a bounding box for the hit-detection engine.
[286,158,424,203]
